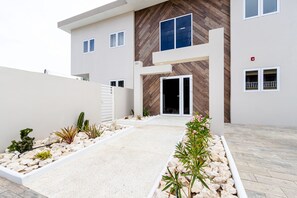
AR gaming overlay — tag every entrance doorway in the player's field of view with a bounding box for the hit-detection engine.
[160,75,193,116]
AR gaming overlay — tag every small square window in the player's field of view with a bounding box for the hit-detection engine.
[89,39,95,52]
[263,0,278,14]
[245,70,259,91]
[83,41,88,53]
[110,34,117,48]
[118,32,124,46]
[245,0,259,18]
[110,81,116,87]
[118,80,124,87]
[263,68,278,90]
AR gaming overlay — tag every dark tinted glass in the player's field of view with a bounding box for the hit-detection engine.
[176,15,192,48]
[160,19,175,51]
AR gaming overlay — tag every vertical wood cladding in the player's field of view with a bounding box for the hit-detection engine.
[135,0,230,122]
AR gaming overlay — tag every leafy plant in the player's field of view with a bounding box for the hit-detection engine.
[77,112,85,132]
[8,128,35,153]
[55,126,78,144]
[34,150,52,160]
[143,108,150,117]
[162,113,211,197]
[84,124,104,139]
[162,167,184,197]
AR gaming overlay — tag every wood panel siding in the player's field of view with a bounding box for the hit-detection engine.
[135,0,230,122]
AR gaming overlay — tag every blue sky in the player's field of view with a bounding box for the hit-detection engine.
[0,0,114,75]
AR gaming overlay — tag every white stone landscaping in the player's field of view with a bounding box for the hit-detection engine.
[151,135,242,198]
[118,115,159,123]
[0,122,132,184]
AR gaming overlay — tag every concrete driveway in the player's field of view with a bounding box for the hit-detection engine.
[224,124,297,198]
[25,116,190,198]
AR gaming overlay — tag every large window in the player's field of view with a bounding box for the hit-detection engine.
[160,14,192,51]
[110,31,125,48]
[83,39,95,53]
[244,0,279,19]
[244,67,279,91]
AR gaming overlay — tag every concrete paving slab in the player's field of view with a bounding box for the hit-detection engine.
[24,116,190,197]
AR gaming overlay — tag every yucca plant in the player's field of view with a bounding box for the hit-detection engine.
[84,124,104,139]
[55,126,78,144]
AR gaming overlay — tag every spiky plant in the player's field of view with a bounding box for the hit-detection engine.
[77,112,85,132]
[162,167,185,197]
[84,124,104,139]
[55,126,78,144]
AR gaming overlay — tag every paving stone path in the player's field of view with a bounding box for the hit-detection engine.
[224,124,297,198]
[0,176,46,198]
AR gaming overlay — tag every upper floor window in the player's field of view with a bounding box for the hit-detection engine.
[83,39,95,53]
[110,31,125,48]
[244,0,279,19]
[160,14,192,51]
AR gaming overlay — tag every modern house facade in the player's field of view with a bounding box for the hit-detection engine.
[58,0,297,128]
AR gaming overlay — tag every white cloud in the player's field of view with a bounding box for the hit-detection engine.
[0,0,115,75]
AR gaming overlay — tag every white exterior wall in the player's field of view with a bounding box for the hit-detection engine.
[113,87,133,119]
[0,66,102,152]
[231,0,297,127]
[71,12,134,88]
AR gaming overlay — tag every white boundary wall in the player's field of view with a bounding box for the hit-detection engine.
[0,66,102,151]
[113,87,133,120]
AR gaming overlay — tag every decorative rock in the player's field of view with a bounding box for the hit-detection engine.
[221,190,238,198]
[221,184,237,195]
[192,180,203,193]
[39,158,53,167]
[19,159,34,166]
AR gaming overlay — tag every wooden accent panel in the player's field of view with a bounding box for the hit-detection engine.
[135,0,230,122]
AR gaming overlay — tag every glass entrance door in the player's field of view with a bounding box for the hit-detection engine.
[161,76,192,116]
[162,78,180,114]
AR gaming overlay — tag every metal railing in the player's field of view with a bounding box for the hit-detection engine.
[263,81,277,89]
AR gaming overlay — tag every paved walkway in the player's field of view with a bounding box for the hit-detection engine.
[24,116,190,197]
[0,176,45,198]
[224,124,297,198]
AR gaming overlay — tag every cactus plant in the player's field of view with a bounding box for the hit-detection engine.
[83,119,89,131]
[77,112,85,132]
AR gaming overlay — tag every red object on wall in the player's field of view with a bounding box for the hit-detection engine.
[251,57,255,61]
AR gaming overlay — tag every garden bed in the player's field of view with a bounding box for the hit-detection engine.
[0,122,132,184]
[149,114,245,198]
[118,115,159,123]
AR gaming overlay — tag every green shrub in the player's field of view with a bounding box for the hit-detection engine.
[143,108,150,117]
[7,128,35,153]
[77,112,85,132]
[34,150,52,160]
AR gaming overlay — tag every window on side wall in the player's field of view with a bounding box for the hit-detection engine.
[245,69,260,91]
[244,0,279,19]
[83,41,88,53]
[262,67,279,91]
[110,81,117,87]
[83,39,95,53]
[160,14,192,51]
[110,31,125,48]
[118,80,124,88]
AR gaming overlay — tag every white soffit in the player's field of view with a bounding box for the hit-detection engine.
[58,0,168,33]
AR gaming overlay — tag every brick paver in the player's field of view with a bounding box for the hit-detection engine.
[0,176,46,198]
[224,124,297,198]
